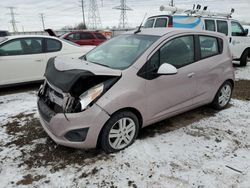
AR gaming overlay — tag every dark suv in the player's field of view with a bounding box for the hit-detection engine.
[61,31,107,46]
[0,31,10,37]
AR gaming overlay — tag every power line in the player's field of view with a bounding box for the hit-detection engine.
[88,0,102,29]
[7,6,18,32]
[39,13,45,30]
[113,0,132,29]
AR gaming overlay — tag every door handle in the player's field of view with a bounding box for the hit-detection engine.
[35,59,42,62]
[229,37,232,43]
[188,72,195,78]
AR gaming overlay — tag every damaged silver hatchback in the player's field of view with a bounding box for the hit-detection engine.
[37,28,234,153]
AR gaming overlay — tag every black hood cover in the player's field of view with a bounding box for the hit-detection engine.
[44,57,119,96]
[44,58,94,93]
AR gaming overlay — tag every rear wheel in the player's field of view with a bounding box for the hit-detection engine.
[100,111,139,153]
[212,81,233,110]
[240,49,249,67]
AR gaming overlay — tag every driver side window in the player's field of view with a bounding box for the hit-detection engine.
[231,21,245,36]
[148,35,195,71]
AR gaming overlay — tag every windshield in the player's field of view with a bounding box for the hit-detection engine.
[85,34,159,70]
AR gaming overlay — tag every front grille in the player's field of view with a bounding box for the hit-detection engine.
[38,99,55,123]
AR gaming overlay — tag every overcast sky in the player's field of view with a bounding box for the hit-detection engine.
[0,0,250,32]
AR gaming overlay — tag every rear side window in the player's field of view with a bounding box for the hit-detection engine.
[46,39,62,52]
[144,19,155,28]
[80,33,95,39]
[205,20,216,31]
[199,36,219,58]
[154,18,168,28]
[217,20,228,36]
[95,33,106,39]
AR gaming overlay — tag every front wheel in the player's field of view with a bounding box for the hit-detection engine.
[212,81,233,110]
[100,111,139,153]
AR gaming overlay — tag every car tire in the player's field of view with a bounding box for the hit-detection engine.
[240,49,249,67]
[212,81,233,110]
[100,111,139,153]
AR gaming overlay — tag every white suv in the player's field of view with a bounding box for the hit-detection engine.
[144,6,250,66]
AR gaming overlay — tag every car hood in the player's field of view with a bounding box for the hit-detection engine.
[44,56,121,95]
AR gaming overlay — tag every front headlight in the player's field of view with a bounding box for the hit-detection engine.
[79,83,104,110]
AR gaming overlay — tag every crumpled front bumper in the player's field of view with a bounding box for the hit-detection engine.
[37,98,110,149]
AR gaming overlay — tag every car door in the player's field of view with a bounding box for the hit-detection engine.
[0,37,46,85]
[229,21,247,59]
[142,35,197,123]
[192,35,223,104]
[80,32,96,45]
[94,32,107,45]
[65,33,81,45]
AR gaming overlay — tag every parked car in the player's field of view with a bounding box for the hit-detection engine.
[144,6,250,66]
[37,28,234,153]
[61,31,107,46]
[0,30,10,37]
[0,35,94,87]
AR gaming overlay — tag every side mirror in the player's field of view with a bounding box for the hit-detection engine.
[157,63,177,75]
[244,29,249,36]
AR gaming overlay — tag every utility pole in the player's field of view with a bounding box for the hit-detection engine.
[113,0,132,29]
[80,0,86,28]
[88,0,102,29]
[169,0,174,7]
[7,7,18,33]
[39,13,45,30]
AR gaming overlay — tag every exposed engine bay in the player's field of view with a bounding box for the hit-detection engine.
[38,57,120,115]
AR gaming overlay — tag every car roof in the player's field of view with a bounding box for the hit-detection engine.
[146,14,239,22]
[124,28,226,38]
[4,35,59,40]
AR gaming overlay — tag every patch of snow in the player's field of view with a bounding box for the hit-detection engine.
[234,61,250,80]
[0,92,37,125]
[0,92,250,187]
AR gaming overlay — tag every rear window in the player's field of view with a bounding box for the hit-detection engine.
[95,33,106,39]
[217,20,228,36]
[199,35,219,59]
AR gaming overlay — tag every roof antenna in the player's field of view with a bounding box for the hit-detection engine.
[134,13,147,34]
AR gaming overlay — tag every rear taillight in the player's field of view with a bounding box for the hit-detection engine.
[168,24,173,28]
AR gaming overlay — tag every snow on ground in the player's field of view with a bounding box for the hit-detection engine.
[234,61,250,80]
[0,92,250,187]
[0,63,250,187]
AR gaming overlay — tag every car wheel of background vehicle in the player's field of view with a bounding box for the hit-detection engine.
[240,49,249,67]
[100,111,139,153]
[212,81,233,110]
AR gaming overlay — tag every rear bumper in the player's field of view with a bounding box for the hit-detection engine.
[37,99,110,149]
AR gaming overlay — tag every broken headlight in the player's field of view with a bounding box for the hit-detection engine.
[79,83,104,110]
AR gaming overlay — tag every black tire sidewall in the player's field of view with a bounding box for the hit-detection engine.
[100,111,139,153]
[240,49,248,67]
